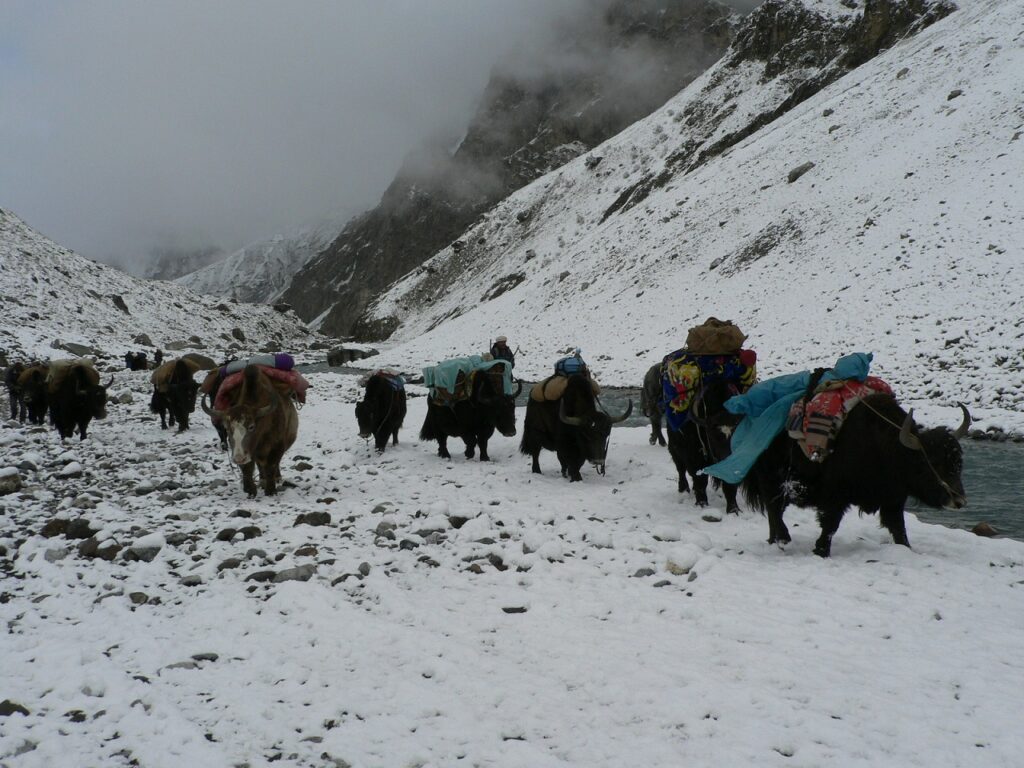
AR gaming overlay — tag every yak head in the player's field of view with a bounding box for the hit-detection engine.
[356,375,390,439]
[559,378,632,475]
[688,379,743,460]
[898,403,970,510]
[77,372,112,419]
[474,370,522,438]
[203,394,277,466]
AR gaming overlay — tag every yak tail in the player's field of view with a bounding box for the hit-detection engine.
[149,391,160,413]
[419,410,437,441]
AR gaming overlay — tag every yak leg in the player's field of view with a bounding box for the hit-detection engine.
[813,505,847,558]
[8,391,17,420]
[259,461,278,496]
[77,417,89,441]
[241,462,258,497]
[437,435,452,459]
[557,448,583,482]
[392,429,400,446]
[374,428,388,454]
[722,482,742,515]
[158,407,168,429]
[667,434,691,494]
[879,498,911,549]
[692,473,710,507]
[463,436,476,459]
[531,451,542,474]
[477,433,490,462]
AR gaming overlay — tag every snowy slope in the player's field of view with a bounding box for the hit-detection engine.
[2,370,1023,766]
[363,0,1024,434]
[0,209,317,361]
[176,216,347,304]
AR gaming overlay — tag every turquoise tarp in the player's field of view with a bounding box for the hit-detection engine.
[703,352,874,484]
[423,355,514,397]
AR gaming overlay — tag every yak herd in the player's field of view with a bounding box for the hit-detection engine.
[2,349,973,558]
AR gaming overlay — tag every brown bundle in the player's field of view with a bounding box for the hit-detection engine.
[685,317,747,355]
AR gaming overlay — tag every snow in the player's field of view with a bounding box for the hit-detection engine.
[361,0,1024,435]
[0,209,317,362]
[1,369,1023,766]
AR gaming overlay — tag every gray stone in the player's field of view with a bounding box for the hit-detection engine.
[633,567,656,578]
[295,512,331,527]
[272,564,316,583]
[787,161,815,183]
[972,522,998,537]
[0,700,30,717]
[125,544,161,563]
[0,471,23,496]
[129,592,149,605]
[231,327,246,342]
[44,547,70,563]
[181,575,204,586]
[218,558,243,571]
[133,333,154,346]
[191,652,219,663]
[357,562,371,577]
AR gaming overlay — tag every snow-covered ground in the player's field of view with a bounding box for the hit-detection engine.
[362,0,1024,435]
[2,370,1023,767]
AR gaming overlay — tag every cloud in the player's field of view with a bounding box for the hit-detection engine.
[0,0,755,269]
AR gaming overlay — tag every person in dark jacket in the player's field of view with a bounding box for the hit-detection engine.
[490,336,515,369]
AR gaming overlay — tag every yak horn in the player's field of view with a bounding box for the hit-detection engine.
[953,402,971,439]
[610,399,634,424]
[898,409,922,451]
[201,394,224,419]
[104,376,114,388]
[559,399,585,426]
[513,380,523,398]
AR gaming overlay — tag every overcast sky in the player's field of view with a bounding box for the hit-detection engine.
[0,0,608,266]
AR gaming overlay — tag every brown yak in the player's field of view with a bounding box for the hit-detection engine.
[202,364,298,497]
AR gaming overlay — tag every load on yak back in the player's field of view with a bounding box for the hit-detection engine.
[521,348,632,481]
[703,352,971,557]
[655,318,757,514]
[420,354,520,462]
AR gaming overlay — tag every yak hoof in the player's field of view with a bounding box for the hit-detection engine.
[648,435,657,445]
[813,544,831,558]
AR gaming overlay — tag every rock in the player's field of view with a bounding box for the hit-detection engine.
[133,333,153,346]
[0,699,30,717]
[78,537,122,561]
[294,462,314,471]
[294,545,318,557]
[238,526,262,540]
[666,545,702,576]
[273,302,293,313]
[44,547,70,563]
[231,327,246,342]
[245,570,276,583]
[399,539,420,551]
[129,592,149,605]
[947,88,963,101]
[447,515,470,529]
[58,462,84,479]
[134,481,155,496]
[326,346,379,366]
[787,161,815,183]
[111,294,130,314]
[701,514,722,523]
[126,533,164,563]
[502,606,528,614]
[164,660,199,671]
[41,518,69,538]
[295,512,331,527]
[653,580,673,588]
[17,459,38,472]
[56,341,101,357]
[216,528,237,541]
[633,567,656,578]
[218,558,243,571]
[652,525,681,542]
[272,564,316,583]
[971,522,998,537]
[0,467,22,495]
[117,392,133,405]
[245,548,268,560]
[374,521,397,536]
[191,653,219,663]
[584,155,603,169]
[181,575,203,587]
[65,518,96,539]
[357,562,371,577]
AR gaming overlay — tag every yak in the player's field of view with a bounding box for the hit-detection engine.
[150,358,200,432]
[742,394,970,557]
[520,374,632,481]
[640,362,666,447]
[49,363,112,440]
[420,367,521,462]
[16,364,49,425]
[356,373,407,453]
[667,378,743,514]
[4,363,26,422]
[202,364,298,497]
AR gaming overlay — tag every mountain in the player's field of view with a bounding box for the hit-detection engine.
[0,209,315,362]
[282,0,739,338]
[357,0,1023,431]
[136,245,225,281]
[175,216,346,305]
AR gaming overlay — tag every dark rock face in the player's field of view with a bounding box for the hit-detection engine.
[282,0,737,339]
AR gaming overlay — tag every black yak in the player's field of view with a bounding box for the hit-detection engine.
[520,374,631,481]
[420,366,520,462]
[356,372,407,453]
[742,394,970,557]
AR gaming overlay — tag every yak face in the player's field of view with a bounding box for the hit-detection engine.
[908,427,966,510]
[355,398,374,439]
[222,401,276,465]
[559,399,633,474]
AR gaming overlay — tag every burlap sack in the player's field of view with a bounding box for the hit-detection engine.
[685,317,747,354]
[47,359,98,393]
[151,358,202,391]
[529,375,601,402]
